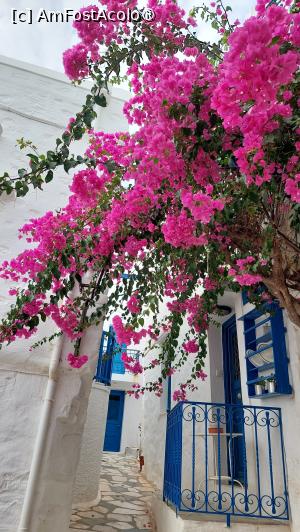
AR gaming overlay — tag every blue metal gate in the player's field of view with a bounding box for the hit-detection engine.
[163,401,289,526]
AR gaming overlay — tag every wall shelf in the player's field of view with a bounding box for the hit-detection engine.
[246,342,274,359]
[248,362,274,373]
[252,391,292,399]
[241,303,291,398]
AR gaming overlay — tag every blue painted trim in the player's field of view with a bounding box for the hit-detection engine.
[222,316,245,483]
[222,315,238,405]
[112,342,126,374]
[94,326,115,385]
[163,401,289,524]
[103,390,125,452]
[242,303,291,397]
[167,376,172,412]
[242,290,249,305]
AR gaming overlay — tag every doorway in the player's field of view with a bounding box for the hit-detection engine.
[222,315,244,482]
[103,390,125,452]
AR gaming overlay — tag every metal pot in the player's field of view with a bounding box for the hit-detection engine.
[268,380,276,394]
[255,384,263,396]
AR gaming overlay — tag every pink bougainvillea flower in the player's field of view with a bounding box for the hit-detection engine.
[67,353,89,369]
[183,339,199,353]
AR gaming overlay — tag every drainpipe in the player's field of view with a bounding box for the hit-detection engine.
[18,334,64,532]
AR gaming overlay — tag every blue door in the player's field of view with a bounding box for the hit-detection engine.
[103,390,125,452]
[222,315,245,482]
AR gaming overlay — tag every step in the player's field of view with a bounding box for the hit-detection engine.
[151,494,291,532]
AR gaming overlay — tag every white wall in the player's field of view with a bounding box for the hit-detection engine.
[29,325,104,532]
[120,392,143,453]
[0,371,47,531]
[234,295,300,532]
[141,300,212,491]
[0,56,129,531]
[108,378,143,454]
[0,56,90,532]
[141,288,300,530]
[72,382,110,505]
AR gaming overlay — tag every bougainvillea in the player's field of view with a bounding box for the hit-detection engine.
[0,0,299,397]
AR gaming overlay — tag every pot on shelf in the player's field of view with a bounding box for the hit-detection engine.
[208,426,224,435]
[268,380,276,394]
[255,384,264,396]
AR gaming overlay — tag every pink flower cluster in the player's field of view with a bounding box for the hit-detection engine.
[1,0,299,388]
[112,316,147,346]
[162,211,207,249]
[121,352,143,374]
[69,168,109,207]
[229,256,262,287]
[64,0,190,81]
[212,3,300,190]
[181,191,224,224]
[172,372,207,402]
[182,339,198,354]
[127,295,141,314]
[63,43,90,81]
[67,353,89,368]
[285,174,300,202]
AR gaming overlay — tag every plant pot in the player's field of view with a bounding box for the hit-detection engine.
[208,427,224,434]
[255,384,264,396]
[268,381,276,394]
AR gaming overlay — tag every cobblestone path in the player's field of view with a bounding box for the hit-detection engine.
[69,453,155,532]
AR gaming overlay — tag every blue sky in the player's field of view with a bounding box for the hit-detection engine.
[0,0,256,73]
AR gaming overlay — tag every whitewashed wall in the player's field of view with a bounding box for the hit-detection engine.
[234,296,300,532]
[109,377,143,454]
[141,288,300,531]
[97,315,144,456]
[141,297,212,491]
[0,56,129,531]
[120,389,143,453]
[72,382,110,505]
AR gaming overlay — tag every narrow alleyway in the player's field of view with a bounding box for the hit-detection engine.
[69,453,155,532]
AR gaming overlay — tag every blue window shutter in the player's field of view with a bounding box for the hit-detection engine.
[271,307,291,394]
[94,326,115,385]
[242,290,249,305]
[112,342,126,374]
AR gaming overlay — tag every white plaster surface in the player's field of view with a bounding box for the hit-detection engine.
[0,371,48,531]
[152,494,291,532]
[141,291,300,532]
[141,298,212,491]
[119,391,142,453]
[0,56,129,531]
[73,382,110,505]
[234,297,300,532]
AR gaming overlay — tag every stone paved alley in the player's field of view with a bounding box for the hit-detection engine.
[69,453,155,532]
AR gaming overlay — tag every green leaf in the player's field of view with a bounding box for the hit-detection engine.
[63,159,76,173]
[18,168,27,178]
[73,127,84,140]
[45,170,54,183]
[94,94,107,107]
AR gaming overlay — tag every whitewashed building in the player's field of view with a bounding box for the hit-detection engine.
[93,287,300,532]
[140,292,300,532]
[0,55,128,532]
[1,53,300,532]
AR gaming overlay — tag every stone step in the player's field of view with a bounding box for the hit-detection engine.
[151,495,290,532]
